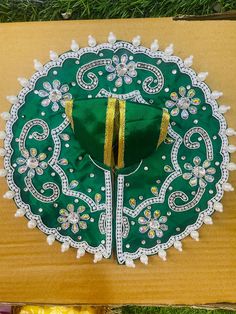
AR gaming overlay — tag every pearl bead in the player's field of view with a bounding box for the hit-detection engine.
[49,50,58,61]
[218,105,230,114]
[150,39,159,52]
[203,216,213,225]
[14,208,25,217]
[227,162,236,171]
[140,254,148,265]
[184,55,193,67]
[3,190,15,199]
[197,72,208,81]
[76,247,85,259]
[132,35,141,47]
[93,252,103,263]
[125,258,135,268]
[17,77,29,87]
[227,145,236,153]
[174,240,183,251]
[190,230,199,241]
[61,242,70,252]
[0,131,6,140]
[213,202,223,212]
[108,32,116,44]
[88,35,96,47]
[33,59,44,72]
[0,112,11,121]
[211,90,223,100]
[222,182,234,192]
[0,148,6,156]
[27,219,37,229]
[225,128,236,136]
[158,249,167,261]
[164,43,174,56]
[6,95,18,104]
[71,39,79,52]
[47,234,55,245]
[0,169,7,177]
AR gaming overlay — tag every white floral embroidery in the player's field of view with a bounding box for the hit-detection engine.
[57,204,90,234]
[182,156,216,188]
[106,54,137,87]
[138,209,168,238]
[38,80,72,112]
[165,86,201,119]
[16,148,47,178]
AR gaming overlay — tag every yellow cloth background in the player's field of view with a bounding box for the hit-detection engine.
[0,18,235,305]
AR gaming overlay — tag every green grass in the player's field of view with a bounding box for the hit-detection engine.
[0,0,236,22]
[121,306,235,314]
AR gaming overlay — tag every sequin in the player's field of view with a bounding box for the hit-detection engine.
[193,156,201,165]
[144,209,151,219]
[138,217,147,224]
[151,186,158,196]
[164,165,173,173]
[129,198,136,208]
[78,206,86,213]
[36,167,43,175]
[16,157,26,165]
[18,165,27,174]
[60,133,70,141]
[179,86,186,97]
[171,107,179,116]
[139,225,149,233]
[187,89,196,98]
[30,148,37,157]
[170,92,178,101]
[79,221,87,229]
[95,193,102,203]
[58,158,68,165]
[153,210,160,218]
[38,153,47,161]
[69,180,79,188]
[148,229,155,239]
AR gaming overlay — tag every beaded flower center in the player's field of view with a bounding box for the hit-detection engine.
[116,63,128,76]
[177,97,190,110]
[68,212,79,224]
[27,157,39,169]
[49,90,62,102]
[149,219,160,230]
[192,166,206,178]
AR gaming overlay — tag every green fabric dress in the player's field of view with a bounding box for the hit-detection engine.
[3,39,230,266]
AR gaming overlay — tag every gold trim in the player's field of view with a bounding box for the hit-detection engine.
[65,100,74,130]
[117,99,126,169]
[104,98,116,167]
[157,109,170,147]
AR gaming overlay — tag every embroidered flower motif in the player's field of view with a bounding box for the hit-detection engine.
[182,156,216,188]
[38,80,72,112]
[165,86,201,119]
[16,148,48,178]
[106,54,137,87]
[57,204,90,234]
[138,209,168,239]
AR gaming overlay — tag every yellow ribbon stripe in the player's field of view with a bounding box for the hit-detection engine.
[117,99,126,169]
[65,100,74,130]
[104,98,116,167]
[157,109,170,147]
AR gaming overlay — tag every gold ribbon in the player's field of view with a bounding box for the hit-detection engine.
[65,100,74,130]
[117,99,126,169]
[104,98,116,167]
[157,109,170,147]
